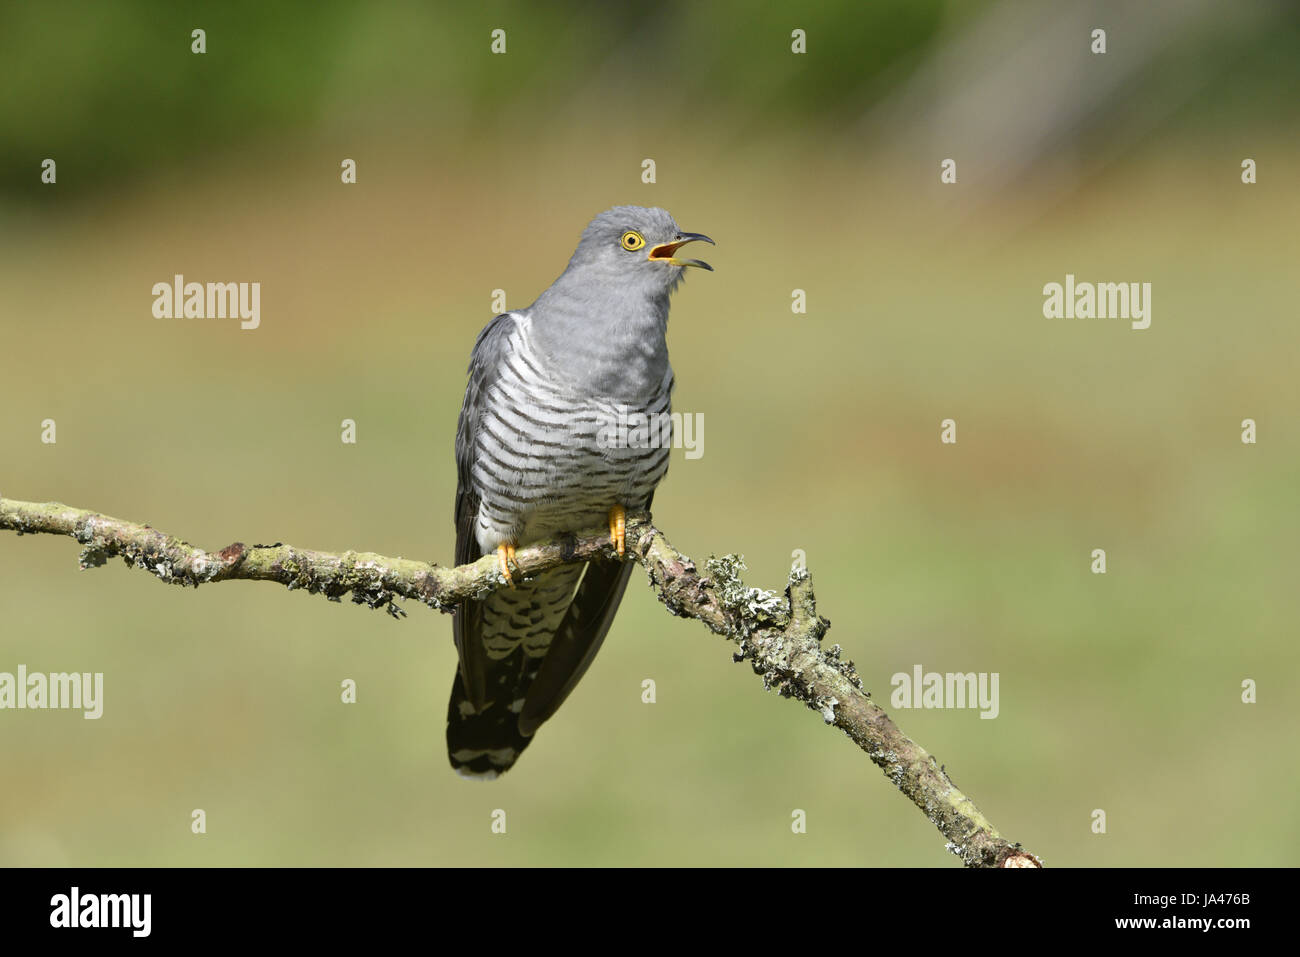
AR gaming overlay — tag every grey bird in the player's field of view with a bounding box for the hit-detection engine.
[447,205,713,778]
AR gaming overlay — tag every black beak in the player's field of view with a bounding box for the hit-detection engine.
[648,232,715,271]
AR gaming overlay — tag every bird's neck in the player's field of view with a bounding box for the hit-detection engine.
[527,281,672,400]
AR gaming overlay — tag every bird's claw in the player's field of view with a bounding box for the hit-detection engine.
[496,542,518,587]
[608,505,626,558]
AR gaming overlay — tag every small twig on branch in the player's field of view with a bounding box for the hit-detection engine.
[0,495,1041,868]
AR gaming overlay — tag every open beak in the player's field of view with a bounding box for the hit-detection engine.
[648,232,715,271]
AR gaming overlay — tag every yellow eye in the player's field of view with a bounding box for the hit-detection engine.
[620,230,646,251]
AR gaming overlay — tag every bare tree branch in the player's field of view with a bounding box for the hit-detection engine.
[0,495,1041,868]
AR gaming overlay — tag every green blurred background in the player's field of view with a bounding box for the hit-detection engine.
[2,0,1297,866]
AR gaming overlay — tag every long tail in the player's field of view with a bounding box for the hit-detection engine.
[446,557,635,778]
[446,565,583,777]
[445,647,540,779]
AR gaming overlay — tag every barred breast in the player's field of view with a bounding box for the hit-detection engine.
[470,312,672,556]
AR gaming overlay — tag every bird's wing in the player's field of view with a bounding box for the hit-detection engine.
[517,490,654,737]
[452,312,516,710]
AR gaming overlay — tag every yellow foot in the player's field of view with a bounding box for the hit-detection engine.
[608,505,626,558]
[496,542,518,587]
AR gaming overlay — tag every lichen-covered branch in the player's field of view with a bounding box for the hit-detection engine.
[0,497,616,617]
[0,495,1040,868]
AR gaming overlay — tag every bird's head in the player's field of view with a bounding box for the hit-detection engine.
[565,206,714,295]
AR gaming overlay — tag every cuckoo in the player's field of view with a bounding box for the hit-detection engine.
[446,206,713,777]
